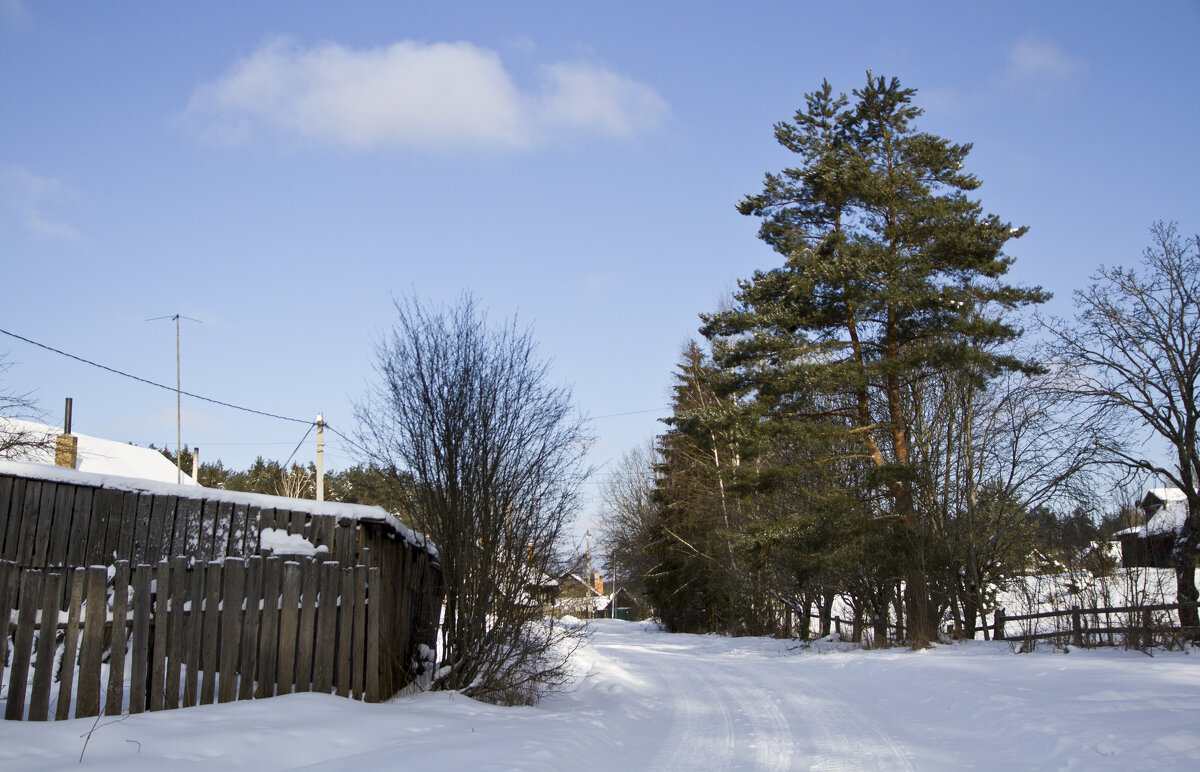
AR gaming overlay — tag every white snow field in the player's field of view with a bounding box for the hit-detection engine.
[3,618,1199,770]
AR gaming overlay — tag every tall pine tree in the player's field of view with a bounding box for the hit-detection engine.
[701,74,1048,644]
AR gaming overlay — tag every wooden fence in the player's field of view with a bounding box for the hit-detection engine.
[979,600,1200,647]
[0,471,397,570]
[0,465,444,721]
[2,555,394,721]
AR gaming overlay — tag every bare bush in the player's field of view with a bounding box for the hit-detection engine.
[356,294,592,704]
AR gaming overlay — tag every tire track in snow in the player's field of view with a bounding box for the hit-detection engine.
[779,675,913,771]
[642,647,736,771]
[707,660,793,771]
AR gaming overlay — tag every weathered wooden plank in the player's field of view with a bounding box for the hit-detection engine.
[228,503,249,559]
[165,556,188,709]
[352,565,367,700]
[116,492,139,564]
[93,488,124,565]
[276,561,301,695]
[238,556,263,701]
[75,566,109,718]
[105,561,130,716]
[27,570,63,720]
[2,476,28,561]
[294,559,318,692]
[55,567,86,720]
[149,560,170,711]
[83,487,110,567]
[312,561,339,694]
[129,565,152,715]
[255,556,281,699]
[131,493,154,565]
[171,497,194,559]
[365,566,382,702]
[182,562,206,707]
[6,571,42,719]
[180,496,203,556]
[0,475,15,556]
[63,484,91,568]
[218,558,245,703]
[336,517,355,565]
[15,479,42,567]
[212,501,234,561]
[256,507,276,534]
[194,499,214,561]
[289,509,307,537]
[244,505,262,556]
[200,561,222,705]
[0,559,14,701]
[145,496,176,565]
[46,483,77,568]
[101,488,127,564]
[30,482,59,569]
[336,567,354,698]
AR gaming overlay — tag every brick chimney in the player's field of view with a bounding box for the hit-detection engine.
[54,397,78,469]
[592,570,604,596]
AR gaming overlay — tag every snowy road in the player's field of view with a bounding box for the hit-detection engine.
[4,618,1200,770]
[565,623,913,771]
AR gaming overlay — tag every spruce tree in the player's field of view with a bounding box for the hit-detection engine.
[702,74,1048,644]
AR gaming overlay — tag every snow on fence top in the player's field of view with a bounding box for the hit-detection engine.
[0,458,437,558]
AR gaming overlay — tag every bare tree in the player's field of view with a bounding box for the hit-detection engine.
[0,352,53,460]
[1045,222,1200,627]
[356,295,592,704]
[597,441,660,609]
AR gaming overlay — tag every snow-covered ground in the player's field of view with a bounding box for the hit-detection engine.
[3,619,1199,770]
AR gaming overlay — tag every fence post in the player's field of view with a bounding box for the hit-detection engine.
[993,607,1006,641]
[1071,606,1082,647]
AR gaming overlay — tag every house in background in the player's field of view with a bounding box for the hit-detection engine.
[554,569,610,617]
[1116,488,1193,568]
[0,416,196,485]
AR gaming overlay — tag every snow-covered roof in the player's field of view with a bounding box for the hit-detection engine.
[1120,487,1193,538]
[0,416,197,485]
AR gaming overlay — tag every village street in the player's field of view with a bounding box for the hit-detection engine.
[4,618,1200,770]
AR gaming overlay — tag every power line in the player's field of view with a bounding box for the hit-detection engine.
[591,407,670,419]
[282,423,316,468]
[0,326,311,425]
[323,423,372,459]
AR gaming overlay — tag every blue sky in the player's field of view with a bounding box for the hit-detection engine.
[2,1,1198,537]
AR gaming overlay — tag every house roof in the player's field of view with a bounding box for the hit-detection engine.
[1122,487,1193,538]
[0,416,197,485]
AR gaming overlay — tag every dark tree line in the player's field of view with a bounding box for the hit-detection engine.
[602,74,1194,647]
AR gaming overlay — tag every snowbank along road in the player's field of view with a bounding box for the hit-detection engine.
[3,618,1200,770]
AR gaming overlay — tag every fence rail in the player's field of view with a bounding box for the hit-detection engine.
[0,555,398,721]
[977,600,1200,646]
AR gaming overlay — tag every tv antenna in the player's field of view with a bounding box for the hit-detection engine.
[147,314,201,483]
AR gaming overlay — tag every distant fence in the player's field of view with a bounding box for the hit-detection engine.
[0,465,444,721]
[976,601,1200,647]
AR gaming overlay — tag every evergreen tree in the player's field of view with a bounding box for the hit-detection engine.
[701,74,1049,643]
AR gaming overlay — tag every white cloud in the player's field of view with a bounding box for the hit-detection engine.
[184,38,668,152]
[1004,35,1086,97]
[1,167,79,240]
[536,63,669,140]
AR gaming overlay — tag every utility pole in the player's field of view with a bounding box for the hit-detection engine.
[315,414,325,501]
[585,529,592,619]
[148,314,199,484]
